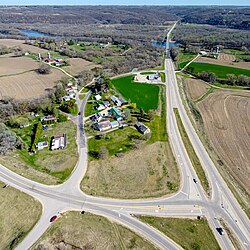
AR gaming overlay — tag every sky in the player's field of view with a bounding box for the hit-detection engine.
[0,0,249,6]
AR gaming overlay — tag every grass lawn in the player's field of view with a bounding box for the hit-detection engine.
[177,49,197,69]
[32,212,156,250]
[88,127,141,160]
[0,181,42,250]
[112,75,160,112]
[139,216,220,250]
[6,119,78,183]
[85,100,98,117]
[174,108,210,195]
[187,62,250,79]
[160,72,166,82]
[140,71,155,75]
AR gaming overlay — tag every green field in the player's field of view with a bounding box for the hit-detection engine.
[88,127,141,160]
[112,75,160,112]
[177,49,197,69]
[139,216,220,250]
[187,62,250,79]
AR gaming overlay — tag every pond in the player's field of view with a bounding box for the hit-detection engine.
[19,29,61,38]
[151,41,176,48]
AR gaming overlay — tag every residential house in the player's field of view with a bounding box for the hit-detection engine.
[110,95,122,107]
[90,112,103,122]
[135,122,151,135]
[96,104,105,111]
[102,100,110,108]
[95,94,102,101]
[51,134,66,150]
[63,96,70,102]
[41,116,57,124]
[110,121,119,129]
[36,141,48,150]
[96,120,112,131]
[109,107,123,121]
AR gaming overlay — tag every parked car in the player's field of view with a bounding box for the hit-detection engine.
[50,215,57,222]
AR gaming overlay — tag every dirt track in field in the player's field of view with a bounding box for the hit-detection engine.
[64,58,100,76]
[0,57,39,76]
[0,69,65,99]
[197,90,250,194]
[185,78,210,100]
[196,54,250,70]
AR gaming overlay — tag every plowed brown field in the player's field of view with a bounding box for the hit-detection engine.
[185,78,209,100]
[196,55,250,70]
[0,69,65,99]
[64,58,99,76]
[0,57,39,76]
[197,90,250,194]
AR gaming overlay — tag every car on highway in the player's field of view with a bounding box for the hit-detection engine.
[193,178,198,184]
[50,215,57,222]
[216,227,224,235]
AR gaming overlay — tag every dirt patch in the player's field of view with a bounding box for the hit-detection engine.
[82,142,179,199]
[196,55,250,70]
[64,58,100,76]
[184,78,210,100]
[0,39,25,48]
[0,180,42,249]
[32,212,156,250]
[0,57,39,76]
[0,69,65,99]
[197,90,250,195]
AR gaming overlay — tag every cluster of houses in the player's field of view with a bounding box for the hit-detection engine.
[38,52,66,66]
[63,81,78,101]
[36,134,67,151]
[89,94,151,135]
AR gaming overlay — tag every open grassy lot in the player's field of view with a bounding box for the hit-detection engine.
[112,75,160,112]
[64,58,99,76]
[187,62,250,79]
[174,108,210,195]
[32,212,157,250]
[177,49,197,70]
[0,69,65,100]
[0,181,42,250]
[88,127,141,160]
[0,56,39,76]
[82,142,179,198]
[139,216,220,250]
[1,120,78,184]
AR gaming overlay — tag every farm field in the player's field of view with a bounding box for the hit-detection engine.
[64,58,100,76]
[0,69,65,99]
[187,62,250,79]
[32,212,156,250]
[139,216,220,250]
[196,55,250,70]
[82,141,179,199]
[0,57,39,76]
[112,75,160,112]
[176,49,197,69]
[197,90,250,196]
[0,180,42,250]
[184,77,210,100]
[0,38,25,47]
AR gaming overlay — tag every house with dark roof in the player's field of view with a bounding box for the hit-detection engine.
[135,122,151,135]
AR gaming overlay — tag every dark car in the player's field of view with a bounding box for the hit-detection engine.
[78,112,82,115]
[193,178,198,184]
[216,227,224,235]
[50,215,57,222]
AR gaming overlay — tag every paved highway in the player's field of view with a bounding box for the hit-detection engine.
[0,22,249,249]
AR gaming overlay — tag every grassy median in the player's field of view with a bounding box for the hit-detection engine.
[174,108,210,195]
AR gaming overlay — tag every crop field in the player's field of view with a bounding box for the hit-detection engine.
[197,90,250,196]
[0,69,65,99]
[0,180,42,250]
[82,142,179,199]
[64,58,100,76]
[0,39,25,47]
[187,62,250,79]
[112,75,160,112]
[196,55,250,70]
[139,216,220,250]
[184,78,210,100]
[32,212,156,250]
[0,57,39,76]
